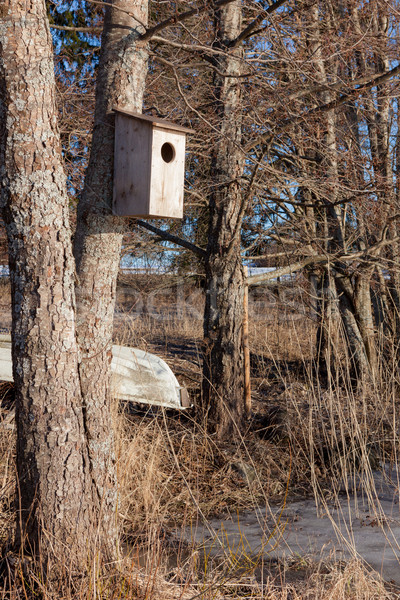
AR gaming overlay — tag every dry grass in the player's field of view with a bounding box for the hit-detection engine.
[0,276,400,597]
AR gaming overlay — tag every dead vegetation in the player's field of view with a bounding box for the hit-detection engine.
[0,275,400,597]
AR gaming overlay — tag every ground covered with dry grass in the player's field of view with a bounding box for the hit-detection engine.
[0,275,400,598]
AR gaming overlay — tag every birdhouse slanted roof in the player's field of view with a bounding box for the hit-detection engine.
[112,107,193,134]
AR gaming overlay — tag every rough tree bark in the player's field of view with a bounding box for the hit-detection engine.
[73,0,149,557]
[202,0,246,439]
[0,0,94,564]
[335,273,370,380]
[0,0,149,568]
[314,269,340,380]
[354,268,377,374]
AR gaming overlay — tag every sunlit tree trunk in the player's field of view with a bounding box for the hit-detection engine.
[0,0,150,570]
[354,269,377,374]
[202,0,246,439]
[315,269,340,380]
[309,2,377,381]
[73,0,148,552]
[335,274,370,380]
[0,0,95,566]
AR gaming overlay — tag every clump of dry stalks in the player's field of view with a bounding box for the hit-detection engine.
[0,277,399,598]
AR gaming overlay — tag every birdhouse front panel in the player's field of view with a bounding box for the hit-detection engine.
[113,108,192,219]
[149,127,186,219]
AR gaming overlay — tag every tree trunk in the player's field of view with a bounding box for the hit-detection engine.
[335,274,370,381]
[0,0,94,565]
[354,270,377,375]
[202,0,245,439]
[315,269,340,381]
[73,0,148,555]
[0,0,149,569]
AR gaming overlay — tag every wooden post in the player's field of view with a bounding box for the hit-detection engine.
[243,266,251,417]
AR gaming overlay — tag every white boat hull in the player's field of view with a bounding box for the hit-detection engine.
[0,335,190,410]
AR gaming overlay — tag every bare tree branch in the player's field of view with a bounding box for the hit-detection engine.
[150,35,234,59]
[246,62,400,152]
[231,0,290,48]
[84,0,147,29]
[246,256,327,285]
[135,220,206,258]
[246,232,400,286]
[140,0,239,42]
[50,24,102,33]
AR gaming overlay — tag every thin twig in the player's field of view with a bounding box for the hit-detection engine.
[85,0,147,30]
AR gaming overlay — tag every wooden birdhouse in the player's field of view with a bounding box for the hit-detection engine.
[113,108,192,219]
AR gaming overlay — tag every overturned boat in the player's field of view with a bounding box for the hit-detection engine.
[0,334,190,410]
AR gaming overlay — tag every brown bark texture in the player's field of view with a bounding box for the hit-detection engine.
[0,0,149,568]
[0,0,95,563]
[202,0,246,439]
[73,0,149,554]
[314,270,340,380]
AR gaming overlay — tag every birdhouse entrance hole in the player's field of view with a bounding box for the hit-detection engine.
[161,142,175,163]
[113,108,192,218]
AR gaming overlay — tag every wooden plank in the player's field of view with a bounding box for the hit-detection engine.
[149,128,185,218]
[113,113,152,216]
